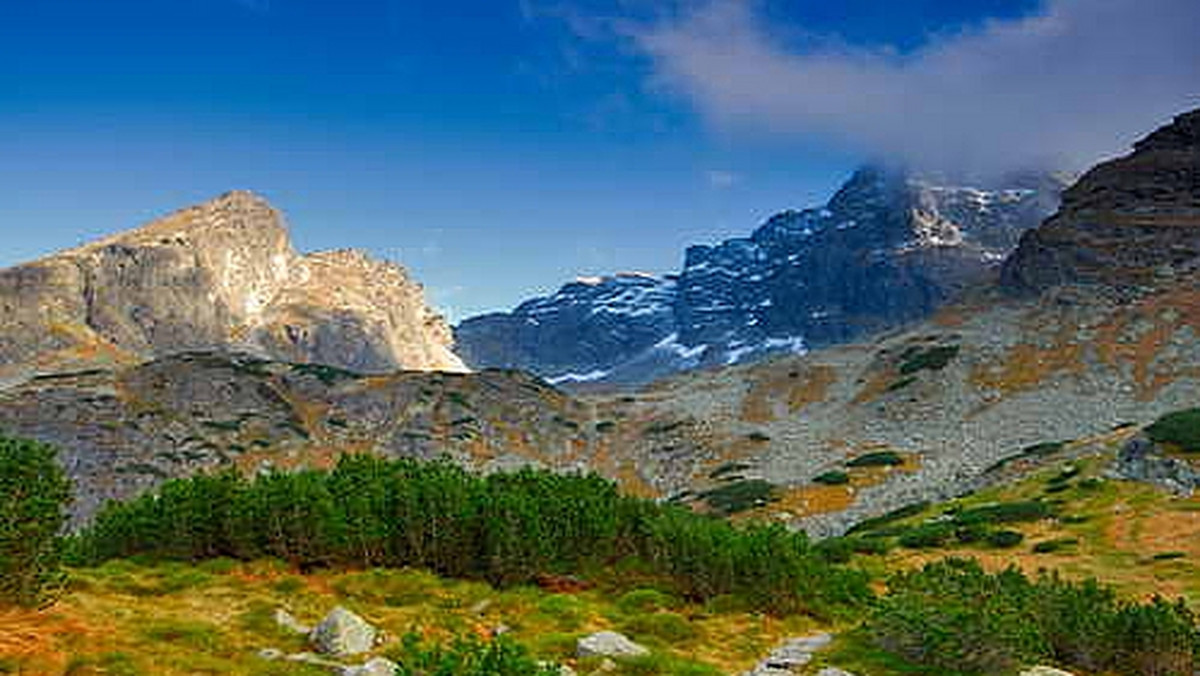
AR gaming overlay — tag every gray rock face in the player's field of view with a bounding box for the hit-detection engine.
[576,631,649,658]
[309,607,378,657]
[1003,108,1200,293]
[1110,436,1200,495]
[0,191,465,380]
[457,167,1061,385]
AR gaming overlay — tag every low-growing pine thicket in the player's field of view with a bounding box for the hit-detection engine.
[869,558,1199,675]
[67,454,870,616]
[0,435,72,607]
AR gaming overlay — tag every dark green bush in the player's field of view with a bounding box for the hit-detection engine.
[697,479,778,516]
[1146,409,1200,453]
[869,558,1200,675]
[898,345,960,375]
[0,435,73,608]
[897,522,955,549]
[847,452,904,468]
[1033,538,1079,554]
[387,633,560,675]
[813,471,850,486]
[71,455,870,617]
[956,501,1052,526]
[847,502,931,535]
[987,530,1025,548]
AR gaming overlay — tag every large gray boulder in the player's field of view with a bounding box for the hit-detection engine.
[742,633,834,675]
[576,631,649,658]
[309,607,378,657]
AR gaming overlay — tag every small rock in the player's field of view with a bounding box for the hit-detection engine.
[310,607,378,657]
[275,608,311,635]
[256,648,284,661]
[576,631,649,658]
[1020,668,1076,676]
[816,668,858,676]
[491,623,512,637]
[339,657,399,676]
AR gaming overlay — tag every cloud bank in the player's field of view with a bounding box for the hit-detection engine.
[627,0,1200,176]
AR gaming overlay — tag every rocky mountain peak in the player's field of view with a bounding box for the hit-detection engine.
[0,192,466,379]
[1002,108,1200,292]
[457,165,1061,385]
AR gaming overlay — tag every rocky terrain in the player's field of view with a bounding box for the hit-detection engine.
[1004,108,1200,292]
[4,110,1199,539]
[0,191,465,383]
[456,168,1064,385]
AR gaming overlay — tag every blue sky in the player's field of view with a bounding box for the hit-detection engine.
[2,0,1196,319]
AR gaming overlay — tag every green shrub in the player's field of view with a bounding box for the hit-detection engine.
[1153,552,1187,561]
[72,455,870,618]
[387,633,560,676]
[987,530,1025,548]
[0,435,72,608]
[847,502,931,535]
[898,345,960,375]
[869,558,1200,675]
[956,501,1052,526]
[697,479,777,515]
[813,471,850,485]
[847,452,904,468]
[707,462,752,480]
[886,376,919,392]
[621,611,697,644]
[617,588,676,614]
[1033,538,1079,554]
[897,522,955,549]
[1147,409,1200,452]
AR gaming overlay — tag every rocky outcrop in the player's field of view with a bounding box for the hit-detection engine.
[741,633,834,675]
[0,191,465,379]
[457,168,1061,385]
[1003,108,1200,293]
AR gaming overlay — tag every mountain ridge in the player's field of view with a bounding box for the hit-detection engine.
[0,190,466,382]
[456,167,1065,386]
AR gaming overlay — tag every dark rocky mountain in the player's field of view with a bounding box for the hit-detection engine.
[457,167,1064,385]
[0,191,465,384]
[1003,108,1200,292]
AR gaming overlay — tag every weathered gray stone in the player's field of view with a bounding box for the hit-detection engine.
[338,657,399,676]
[576,631,649,658]
[816,668,858,676]
[742,633,834,675]
[256,648,284,661]
[309,607,378,657]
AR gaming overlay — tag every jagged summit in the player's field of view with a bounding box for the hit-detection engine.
[1003,108,1200,292]
[0,192,466,379]
[456,166,1063,385]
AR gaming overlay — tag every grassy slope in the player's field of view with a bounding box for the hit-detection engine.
[816,430,1200,674]
[0,559,820,675]
[8,429,1200,676]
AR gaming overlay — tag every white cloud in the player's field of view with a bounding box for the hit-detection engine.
[705,169,738,189]
[626,0,1200,176]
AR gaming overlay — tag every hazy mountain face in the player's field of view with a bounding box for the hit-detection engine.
[456,166,1064,385]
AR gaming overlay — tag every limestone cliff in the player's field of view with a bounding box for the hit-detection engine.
[0,191,466,377]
